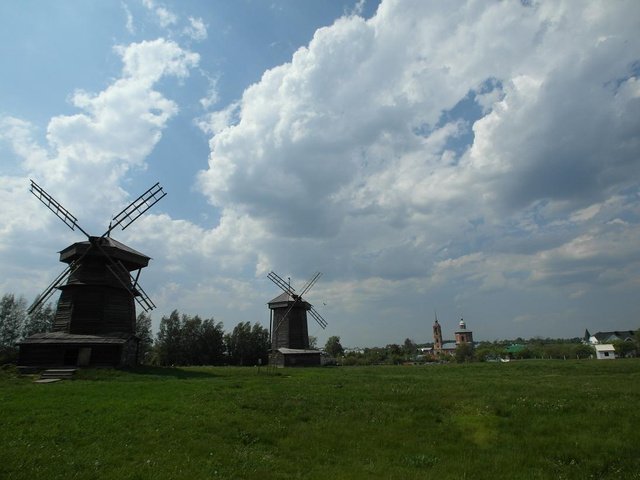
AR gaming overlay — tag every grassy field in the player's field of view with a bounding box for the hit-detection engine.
[1,360,639,480]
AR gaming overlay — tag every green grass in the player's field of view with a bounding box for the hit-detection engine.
[1,360,639,479]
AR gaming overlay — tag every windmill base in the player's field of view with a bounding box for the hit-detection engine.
[270,348,321,367]
[17,332,139,368]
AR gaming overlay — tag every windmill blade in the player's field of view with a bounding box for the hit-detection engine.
[129,269,156,311]
[30,180,90,237]
[29,228,116,314]
[132,268,142,289]
[91,237,156,312]
[105,263,156,312]
[119,264,156,312]
[28,229,111,315]
[299,272,321,297]
[27,264,75,314]
[267,271,296,296]
[105,182,166,234]
[309,306,328,329]
[133,283,156,312]
[91,237,155,308]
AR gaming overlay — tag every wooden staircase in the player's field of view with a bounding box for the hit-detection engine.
[35,368,77,383]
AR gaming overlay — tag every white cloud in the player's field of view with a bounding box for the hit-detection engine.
[196,102,239,136]
[142,0,177,28]
[24,38,198,213]
[156,7,177,27]
[569,204,601,223]
[123,2,135,34]
[116,39,199,82]
[184,16,207,41]
[198,73,220,111]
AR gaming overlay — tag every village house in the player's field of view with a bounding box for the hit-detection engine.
[594,344,616,360]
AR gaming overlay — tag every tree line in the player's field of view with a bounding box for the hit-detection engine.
[149,310,270,366]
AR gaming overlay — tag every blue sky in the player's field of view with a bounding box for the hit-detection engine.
[1,0,639,347]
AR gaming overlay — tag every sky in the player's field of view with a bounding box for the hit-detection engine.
[1,0,639,348]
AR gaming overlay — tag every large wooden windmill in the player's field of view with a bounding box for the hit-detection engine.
[18,180,165,368]
[267,270,327,367]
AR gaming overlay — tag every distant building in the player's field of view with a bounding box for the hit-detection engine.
[433,319,443,354]
[584,329,636,345]
[432,317,475,356]
[441,342,458,355]
[594,344,616,360]
[505,344,526,357]
[455,319,473,345]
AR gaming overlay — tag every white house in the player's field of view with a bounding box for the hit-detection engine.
[594,344,616,360]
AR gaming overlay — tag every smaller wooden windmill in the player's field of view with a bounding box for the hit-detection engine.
[267,270,327,367]
[18,180,165,368]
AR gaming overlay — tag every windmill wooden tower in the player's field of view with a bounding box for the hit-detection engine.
[267,271,327,367]
[18,180,165,368]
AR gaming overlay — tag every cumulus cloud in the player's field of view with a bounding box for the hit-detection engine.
[1,39,198,215]
[196,102,239,137]
[197,0,640,309]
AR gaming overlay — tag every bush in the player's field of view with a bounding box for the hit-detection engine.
[0,347,19,365]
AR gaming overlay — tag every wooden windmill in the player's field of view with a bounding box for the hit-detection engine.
[18,180,165,368]
[266,270,327,367]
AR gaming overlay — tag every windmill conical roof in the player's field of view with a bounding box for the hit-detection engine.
[268,291,311,309]
[59,236,150,270]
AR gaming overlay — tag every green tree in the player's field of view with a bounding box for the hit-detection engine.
[181,315,204,365]
[0,294,27,363]
[544,343,577,359]
[225,321,250,366]
[520,344,542,359]
[386,344,403,364]
[154,311,228,366]
[474,342,502,361]
[325,336,344,357]
[198,318,225,365]
[403,338,417,356]
[225,321,269,366]
[22,301,55,338]
[455,342,475,363]
[308,335,318,349]
[612,340,635,359]
[135,312,154,365]
[156,310,183,366]
[251,322,270,365]
[574,343,595,359]
[361,347,387,365]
